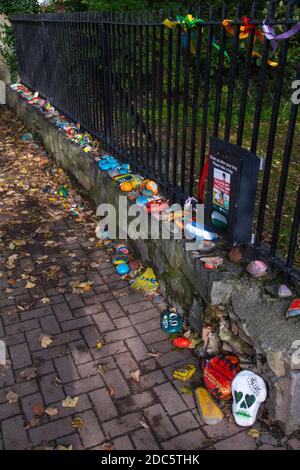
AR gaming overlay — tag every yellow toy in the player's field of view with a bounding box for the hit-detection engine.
[173,364,197,381]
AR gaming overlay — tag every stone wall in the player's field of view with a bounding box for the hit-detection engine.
[7,87,300,434]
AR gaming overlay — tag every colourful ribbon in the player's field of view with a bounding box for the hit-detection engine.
[262,20,300,51]
[163,15,230,61]
[222,17,264,41]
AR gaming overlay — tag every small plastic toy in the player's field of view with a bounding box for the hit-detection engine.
[173,364,197,381]
[173,337,192,349]
[116,263,130,275]
[116,244,129,255]
[111,255,129,265]
[286,299,300,319]
[145,180,159,195]
[160,311,183,334]
[119,181,133,192]
[57,186,69,198]
[146,199,169,214]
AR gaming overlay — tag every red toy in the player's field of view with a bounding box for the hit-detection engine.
[203,354,240,401]
[173,337,192,349]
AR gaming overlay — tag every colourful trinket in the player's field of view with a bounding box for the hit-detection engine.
[160,311,183,334]
[173,337,192,349]
[286,299,300,319]
[173,364,197,381]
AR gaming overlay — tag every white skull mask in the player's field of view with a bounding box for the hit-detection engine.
[232,371,267,427]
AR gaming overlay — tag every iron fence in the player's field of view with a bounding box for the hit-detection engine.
[11,1,300,281]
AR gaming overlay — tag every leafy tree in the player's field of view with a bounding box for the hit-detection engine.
[0,0,39,82]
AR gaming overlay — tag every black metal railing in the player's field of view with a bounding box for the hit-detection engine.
[11,1,300,281]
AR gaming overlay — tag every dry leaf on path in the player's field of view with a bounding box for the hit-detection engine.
[108,386,115,398]
[72,416,84,429]
[6,390,18,404]
[139,420,149,429]
[39,334,53,348]
[100,442,114,451]
[248,428,261,439]
[56,445,73,451]
[18,366,38,381]
[32,403,44,416]
[25,417,40,430]
[45,407,58,416]
[41,297,50,304]
[25,281,36,289]
[148,351,162,358]
[61,396,79,408]
[130,369,141,383]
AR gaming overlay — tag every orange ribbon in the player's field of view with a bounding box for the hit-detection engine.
[222,17,264,41]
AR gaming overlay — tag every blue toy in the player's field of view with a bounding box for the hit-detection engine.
[116,264,130,275]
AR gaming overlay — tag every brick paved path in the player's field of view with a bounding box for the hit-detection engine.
[0,107,293,451]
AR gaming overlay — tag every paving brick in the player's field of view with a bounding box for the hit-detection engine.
[52,330,81,346]
[103,412,143,438]
[21,392,44,421]
[144,404,177,440]
[9,342,32,369]
[154,382,188,416]
[2,415,30,450]
[123,301,155,314]
[54,356,80,383]
[131,428,159,450]
[162,429,208,450]
[93,312,116,333]
[0,381,39,403]
[214,431,257,450]
[73,305,104,319]
[77,359,116,378]
[77,409,105,448]
[172,411,200,433]
[60,316,93,331]
[117,391,157,414]
[112,316,131,329]
[49,393,92,420]
[104,326,137,344]
[81,326,101,348]
[64,375,104,395]
[89,388,118,422]
[156,349,192,368]
[0,401,22,420]
[117,293,146,306]
[25,328,42,351]
[288,438,300,450]
[126,337,149,362]
[19,306,52,321]
[103,300,125,319]
[202,420,241,439]
[40,315,61,335]
[53,302,74,321]
[65,294,85,310]
[39,373,65,404]
[113,435,134,450]
[103,369,130,399]
[28,417,73,446]
[91,341,127,360]
[141,329,169,345]
[2,332,25,347]
[56,433,84,450]
[139,370,167,390]
[84,293,113,306]
[115,351,138,378]
[70,340,93,364]
[5,318,39,336]
[129,308,160,325]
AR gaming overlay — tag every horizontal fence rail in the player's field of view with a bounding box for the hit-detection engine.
[11,1,300,281]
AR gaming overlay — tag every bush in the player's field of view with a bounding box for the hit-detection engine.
[0,0,39,82]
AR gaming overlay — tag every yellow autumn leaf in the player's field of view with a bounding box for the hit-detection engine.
[25,281,36,289]
[61,396,79,408]
[39,334,53,348]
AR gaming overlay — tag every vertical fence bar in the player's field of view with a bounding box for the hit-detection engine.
[150,13,157,176]
[213,4,228,138]
[126,14,133,161]
[224,4,241,142]
[251,0,276,153]
[157,10,164,181]
[256,2,293,245]
[144,13,150,172]
[180,26,191,194]
[164,9,173,187]
[270,60,300,257]
[132,21,139,164]
[236,2,257,146]
[171,21,182,200]
[199,6,215,174]
[189,21,203,196]
[138,16,144,167]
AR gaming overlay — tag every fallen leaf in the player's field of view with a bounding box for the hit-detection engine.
[248,428,261,439]
[13,239,26,247]
[139,420,149,429]
[72,416,84,429]
[100,442,114,451]
[130,369,141,383]
[41,297,50,304]
[179,386,194,396]
[96,365,108,375]
[18,366,38,381]
[25,417,40,430]
[56,445,73,451]
[45,407,58,416]
[96,341,103,350]
[6,390,18,404]
[25,281,36,289]
[108,386,115,398]
[39,333,53,348]
[148,351,163,358]
[32,403,44,416]
[61,396,79,408]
